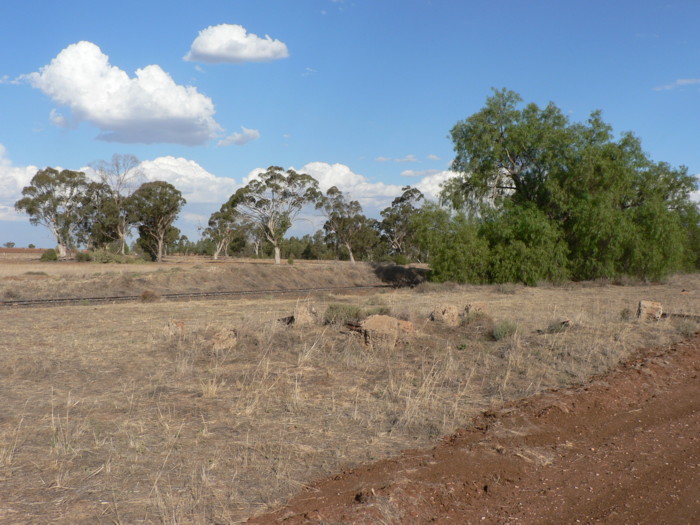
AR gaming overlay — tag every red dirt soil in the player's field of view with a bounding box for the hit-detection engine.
[251,333,700,524]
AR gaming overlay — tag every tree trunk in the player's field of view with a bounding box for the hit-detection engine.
[56,242,67,259]
[346,242,356,265]
[274,245,281,264]
[156,235,164,262]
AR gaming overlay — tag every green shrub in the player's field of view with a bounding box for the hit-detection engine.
[492,320,517,341]
[40,249,58,262]
[75,252,92,262]
[323,303,366,325]
[481,204,569,286]
[365,306,391,317]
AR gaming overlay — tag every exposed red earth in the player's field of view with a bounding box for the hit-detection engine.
[252,333,700,524]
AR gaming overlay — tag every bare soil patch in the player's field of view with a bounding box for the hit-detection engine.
[254,333,700,524]
[0,260,698,523]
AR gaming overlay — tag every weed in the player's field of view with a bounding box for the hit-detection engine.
[140,290,160,303]
[324,303,366,325]
[675,319,699,339]
[40,249,58,262]
[3,289,20,300]
[620,308,633,321]
[492,320,518,341]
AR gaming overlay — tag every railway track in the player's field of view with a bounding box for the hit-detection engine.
[0,284,394,309]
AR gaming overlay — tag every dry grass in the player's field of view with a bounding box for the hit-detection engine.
[0,259,698,523]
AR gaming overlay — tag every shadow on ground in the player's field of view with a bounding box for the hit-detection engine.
[371,264,429,287]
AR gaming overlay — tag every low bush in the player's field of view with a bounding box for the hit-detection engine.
[492,320,518,341]
[40,249,58,262]
[323,303,367,325]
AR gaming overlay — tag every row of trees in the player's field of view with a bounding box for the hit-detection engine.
[14,90,700,282]
[15,155,185,262]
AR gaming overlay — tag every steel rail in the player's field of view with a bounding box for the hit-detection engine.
[0,284,394,309]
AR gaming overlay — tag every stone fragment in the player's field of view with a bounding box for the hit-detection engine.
[636,300,663,321]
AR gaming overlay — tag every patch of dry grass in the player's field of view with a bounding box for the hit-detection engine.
[0,266,698,522]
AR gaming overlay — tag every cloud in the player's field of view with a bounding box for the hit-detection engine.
[25,41,222,145]
[242,162,457,212]
[0,145,39,221]
[139,156,238,203]
[401,169,440,178]
[427,154,441,161]
[184,24,289,64]
[375,154,418,163]
[692,174,700,203]
[654,78,700,91]
[217,126,261,147]
[414,170,459,200]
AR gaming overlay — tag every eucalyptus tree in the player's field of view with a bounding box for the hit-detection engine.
[15,167,90,258]
[379,186,424,258]
[90,154,143,254]
[227,166,320,264]
[316,186,366,264]
[128,181,186,262]
[203,202,249,260]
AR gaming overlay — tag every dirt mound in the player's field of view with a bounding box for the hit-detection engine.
[251,334,700,524]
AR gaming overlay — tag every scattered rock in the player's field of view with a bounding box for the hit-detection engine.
[465,302,487,315]
[279,300,318,326]
[636,300,663,321]
[293,300,318,326]
[429,304,462,327]
[361,315,399,349]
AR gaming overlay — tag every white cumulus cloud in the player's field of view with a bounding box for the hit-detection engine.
[414,170,459,200]
[184,24,289,64]
[25,41,222,145]
[139,156,238,203]
[0,145,39,221]
[217,126,261,147]
[243,162,457,213]
[691,174,700,203]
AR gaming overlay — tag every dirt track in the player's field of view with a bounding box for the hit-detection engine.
[253,333,700,524]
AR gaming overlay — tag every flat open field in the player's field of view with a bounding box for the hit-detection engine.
[1,258,698,523]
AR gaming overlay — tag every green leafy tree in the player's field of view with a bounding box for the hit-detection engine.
[203,203,248,260]
[481,204,569,285]
[227,166,320,264]
[445,88,573,211]
[90,154,143,254]
[380,186,424,259]
[316,186,367,264]
[128,181,186,262]
[77,181,121,250]
[15,168,90,258]
[444,89,698,281]
[412,203,490,283]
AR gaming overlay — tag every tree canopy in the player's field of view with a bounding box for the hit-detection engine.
[227,167,320,264]
[128,181,186,262]
[14,168,90,258]
[441,88,699,282]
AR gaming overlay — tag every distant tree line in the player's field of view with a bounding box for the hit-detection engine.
[14,90,700,282]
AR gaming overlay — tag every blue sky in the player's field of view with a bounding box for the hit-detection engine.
[1,0,699,247]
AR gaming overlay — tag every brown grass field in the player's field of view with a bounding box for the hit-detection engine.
[1,256,698,523]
